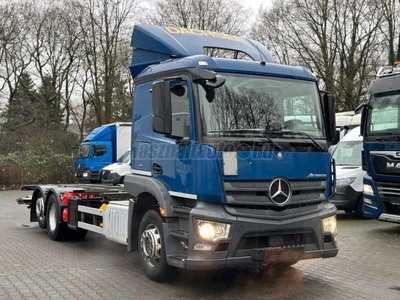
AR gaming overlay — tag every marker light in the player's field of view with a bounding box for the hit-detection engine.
[196,220,230,242]
[322,215,337,236]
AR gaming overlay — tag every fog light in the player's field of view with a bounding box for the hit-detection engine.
[363,184,374,196]
[196,220,230,242]
[194,243,213,251]
[364,198,374,206]
[322,215,337,236]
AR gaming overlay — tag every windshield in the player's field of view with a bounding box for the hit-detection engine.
[367,91,400,135]
[198,73,325,139]
[78,144,90,158]
[332,140,362,166]
[117,150,131,163]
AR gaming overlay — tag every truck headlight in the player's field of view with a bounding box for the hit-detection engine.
[195,220,230,242]
[363,184,374,196]
[82,172,89,178]
[336,177,356,186]
[322,215,337,236]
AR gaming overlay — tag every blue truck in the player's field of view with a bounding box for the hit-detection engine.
[359,63,400,223]
[19,25,338,282]
[74,122,131,183]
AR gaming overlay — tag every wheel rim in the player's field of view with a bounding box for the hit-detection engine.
[36,197,44,220]
[140,224,162,268]
[49,203,57,232]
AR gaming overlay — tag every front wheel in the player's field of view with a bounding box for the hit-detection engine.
[46,194,68,241]
[138,210,179,282]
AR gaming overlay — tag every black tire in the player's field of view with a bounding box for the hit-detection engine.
[138,210,179,282]
[355,197,366,219]
[35,193,46,229]
[46,194,68,241]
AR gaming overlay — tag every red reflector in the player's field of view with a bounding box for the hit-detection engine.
[78,193,88,199]
[62,192,78,205]
[62,208,69,223]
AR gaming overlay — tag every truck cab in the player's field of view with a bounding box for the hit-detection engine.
[360,63,400,223]
[74,122,131,183]
[124,25,338,279]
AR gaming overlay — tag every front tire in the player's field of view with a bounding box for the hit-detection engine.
[46,194,68,241]
[138,210,179,282]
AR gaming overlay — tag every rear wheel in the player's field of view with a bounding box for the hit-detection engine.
[138,210,179,282]
[35,193,46,229]
[46,194,68,241]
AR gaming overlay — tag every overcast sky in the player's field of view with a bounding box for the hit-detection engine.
[243,0,273,11]
[242,0,273,23]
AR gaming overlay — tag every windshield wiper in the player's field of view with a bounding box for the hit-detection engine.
[268,130,324,151]
[388,132,400,141]
[292,131,324,151]
[209,129,283,151]
[261,132,283,151]
[370,131,400,141]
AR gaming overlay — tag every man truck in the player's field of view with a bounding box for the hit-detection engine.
[359,62,400,223]
[19,25,338,282]
[74,122,131,183]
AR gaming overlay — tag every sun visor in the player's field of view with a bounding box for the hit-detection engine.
[130,24,274,78]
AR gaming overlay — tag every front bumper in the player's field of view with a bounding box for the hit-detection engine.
[331,184,361,211]
[165,201,338,270]
[75,170,99,182]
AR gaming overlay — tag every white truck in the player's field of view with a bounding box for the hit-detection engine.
[101,148,131,185]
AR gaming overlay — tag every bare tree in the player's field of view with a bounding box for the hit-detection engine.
[375,0,400,64]
[0,1,33,122]
[252,0,384,111]
[147,0,251,35]
[77,0,139,127]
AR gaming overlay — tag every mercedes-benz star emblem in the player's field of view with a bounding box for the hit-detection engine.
[268,177,292,206]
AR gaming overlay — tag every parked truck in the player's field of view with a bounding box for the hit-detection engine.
[74,122,131,183]
[18,25,338,282]
[358,62,400,223]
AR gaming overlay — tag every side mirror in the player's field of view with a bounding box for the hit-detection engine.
[191,69,226,103]
[152,81,172,135]
[358,105,370,136]
[203,75,226,102]
[323,93,336,142]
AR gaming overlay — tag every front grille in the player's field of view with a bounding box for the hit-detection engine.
[223,180,325,218]
[224,180,326,206]
[76,164,85,171]
[102,170,111,180]
[376,181,400,215]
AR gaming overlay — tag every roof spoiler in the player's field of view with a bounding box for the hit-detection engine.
[129,24,274,78]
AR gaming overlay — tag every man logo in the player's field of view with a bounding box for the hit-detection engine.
[268,178,292,206]
[387,162,400,169]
